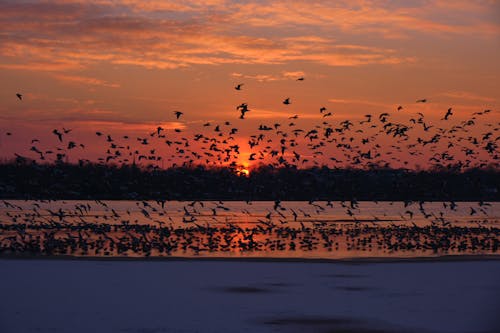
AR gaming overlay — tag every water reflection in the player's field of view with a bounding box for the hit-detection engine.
[1,200,499,259]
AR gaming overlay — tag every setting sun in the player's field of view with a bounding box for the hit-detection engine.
[0,1,499,332]
[236,163,250,177]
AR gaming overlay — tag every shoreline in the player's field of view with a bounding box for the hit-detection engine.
[2,253,500,263]
[2,198,500,202]
[2,252,499,333]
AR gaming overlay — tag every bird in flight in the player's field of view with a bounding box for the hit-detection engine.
[416,99,427,103]
[173,111,183,119]
[16,93,22,101]
[397,105,403,111]
[442,108,453,121]
[52,129,63,142]
[237,103,250,119]
[234,84,243,91]
[297,77,304,81]
[283,98,291,105]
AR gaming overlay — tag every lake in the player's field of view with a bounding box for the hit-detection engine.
[1,200,499,259]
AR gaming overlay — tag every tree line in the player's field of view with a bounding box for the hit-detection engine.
[0,160,498,201]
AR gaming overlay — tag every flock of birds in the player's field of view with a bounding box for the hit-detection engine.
[1,76,498,259]
[6,76,499,171]
[0,199,498,258]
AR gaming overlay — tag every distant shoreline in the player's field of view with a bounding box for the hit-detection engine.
[2,253,500,264]
[1,163,498,201]
[2,198,500,202]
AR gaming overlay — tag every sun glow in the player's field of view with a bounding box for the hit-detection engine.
[236,163,250,177]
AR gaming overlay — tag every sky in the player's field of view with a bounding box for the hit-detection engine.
[0,0,499,170]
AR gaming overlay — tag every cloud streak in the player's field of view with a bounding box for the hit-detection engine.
[0,0,497,142]
[5,0,483,72]
[438,91,496,103]
[52,74,120,88]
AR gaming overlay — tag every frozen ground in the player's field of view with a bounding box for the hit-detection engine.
[1,258,499,333]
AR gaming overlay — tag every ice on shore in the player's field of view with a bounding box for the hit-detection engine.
[1,258,499,333]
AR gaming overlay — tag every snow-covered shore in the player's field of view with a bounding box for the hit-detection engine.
[1,258,499,333]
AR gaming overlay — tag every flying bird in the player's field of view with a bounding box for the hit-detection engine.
[416,99,427,103]
[237,103,250,119]
[16,93,22,101]
[234,84,243,90]
[283,98,291,105]
[443,108,453,121]
[52,129,63,142]
[173,111,183,119]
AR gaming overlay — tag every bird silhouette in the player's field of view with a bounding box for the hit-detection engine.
[52,129,63,142]
[237,103,250,119]
[442,108,453,121]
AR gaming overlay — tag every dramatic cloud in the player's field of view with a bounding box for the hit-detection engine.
[439,91,496,103]
[52,74,120,88]
[6,0,496,72]
[0,0,498,164]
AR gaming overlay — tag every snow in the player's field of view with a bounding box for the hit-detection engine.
[1,258,499,333]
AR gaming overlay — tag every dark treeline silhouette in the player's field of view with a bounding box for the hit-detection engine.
[1,160,498,201]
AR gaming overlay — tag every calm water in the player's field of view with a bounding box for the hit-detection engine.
[1,200,499,259]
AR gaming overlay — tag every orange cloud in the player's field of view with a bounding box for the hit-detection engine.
[67,120,186,132]
[439,91,496,103]
[329,99,393,108]
[231,71,306,82]
[0,61,83,72]
[0,1,435,72]
[229,1,500,37]
[52,74,120,88]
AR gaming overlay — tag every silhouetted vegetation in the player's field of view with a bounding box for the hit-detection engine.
[0,160,498,201]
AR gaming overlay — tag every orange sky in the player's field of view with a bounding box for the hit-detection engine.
[0,0,499,169]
